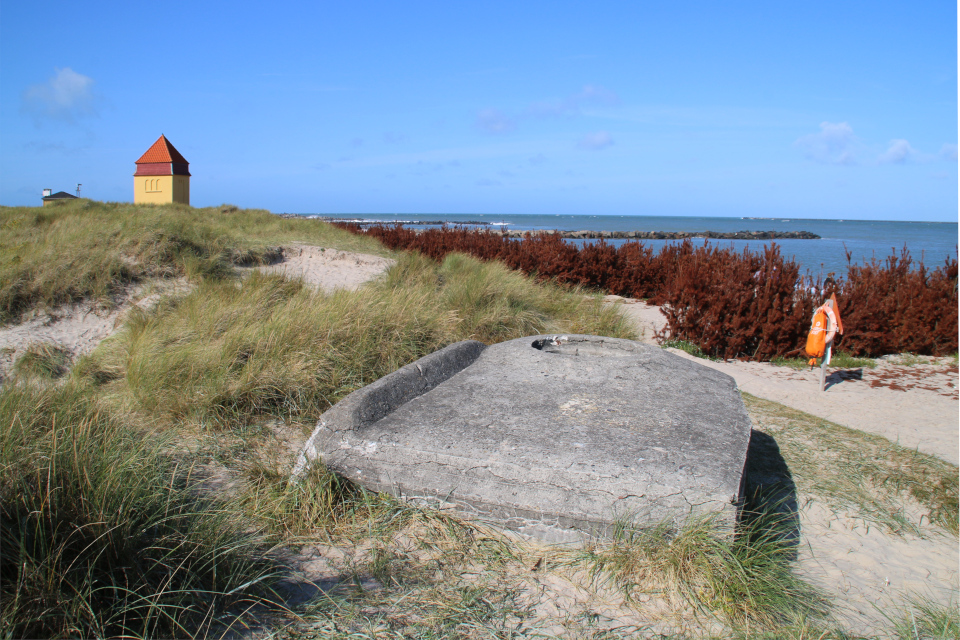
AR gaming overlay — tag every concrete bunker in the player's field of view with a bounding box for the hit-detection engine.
[294,335,753,542]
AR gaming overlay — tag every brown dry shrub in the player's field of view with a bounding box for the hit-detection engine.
[833,248,958,356]
[335,224,958,359]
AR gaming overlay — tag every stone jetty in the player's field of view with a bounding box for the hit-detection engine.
[496,229,820,240]
[293,216,821,240]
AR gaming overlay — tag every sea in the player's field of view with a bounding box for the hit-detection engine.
[301,213,958,279]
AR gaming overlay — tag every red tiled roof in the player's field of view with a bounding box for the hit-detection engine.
[135,135,189,164]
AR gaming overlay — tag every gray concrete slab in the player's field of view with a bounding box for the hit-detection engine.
[294,335,752,542]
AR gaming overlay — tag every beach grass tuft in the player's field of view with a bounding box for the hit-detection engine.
[883,594,960,640]
[0,382,281,639]
[580,513,830,632]
[662,339,718,360]
[12,341,73,379]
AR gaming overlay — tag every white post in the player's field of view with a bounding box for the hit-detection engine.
[819,299,834,392]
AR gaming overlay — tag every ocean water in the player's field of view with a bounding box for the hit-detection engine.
[307,213,958,278]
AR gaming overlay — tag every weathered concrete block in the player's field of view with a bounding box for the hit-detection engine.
[294,335,752,542]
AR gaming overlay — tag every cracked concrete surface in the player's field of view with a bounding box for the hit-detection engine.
[296,335,753,542]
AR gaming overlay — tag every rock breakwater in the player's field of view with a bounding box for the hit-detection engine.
[495,229,820,240]
[287,216,820,240]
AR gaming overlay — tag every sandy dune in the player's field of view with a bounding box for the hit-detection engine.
[0,279,192,383]
[0,246,395,382]
[238,244,395,293]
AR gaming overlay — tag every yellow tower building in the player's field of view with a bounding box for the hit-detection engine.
[133,135,191,205]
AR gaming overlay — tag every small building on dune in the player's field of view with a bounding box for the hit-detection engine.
[134,135,190,205]
[41,189,79,206]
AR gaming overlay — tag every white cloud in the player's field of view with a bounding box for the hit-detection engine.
[795,122,857,165]
[577,131,614,150]
[476,108,515,134]
[878,139,916,164]
[21,67,98,124]
[798,125,956,166]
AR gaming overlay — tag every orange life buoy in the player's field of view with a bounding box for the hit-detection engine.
[805,304,837,366]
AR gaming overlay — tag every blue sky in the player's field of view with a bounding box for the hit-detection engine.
[1,1,957,221]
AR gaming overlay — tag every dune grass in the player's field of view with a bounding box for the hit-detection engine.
[0,382,281,639]
[882,594,960,640]
[663,339,719,360]
[12,342,72,379]
[579,513,831,632]
[77,250,632,433]
[0,199,387,324]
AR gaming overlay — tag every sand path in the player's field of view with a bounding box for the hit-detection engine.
[608,296,959,465]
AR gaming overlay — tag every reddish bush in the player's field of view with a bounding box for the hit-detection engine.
[655,243,817,360]
[833,248,958,357]
[335,223,958,359]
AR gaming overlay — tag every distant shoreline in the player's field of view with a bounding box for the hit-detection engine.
[280,215,820,240]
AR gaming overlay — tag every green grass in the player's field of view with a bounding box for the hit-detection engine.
[0,382,281,639]
[78,250,632,433]
[663,339,718,360]
[883,594,960,640]
[580,513,830,633]
[744,394,959,536]
[0,199,387,324]
[12,342,72,379]
[771,351,877,371]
